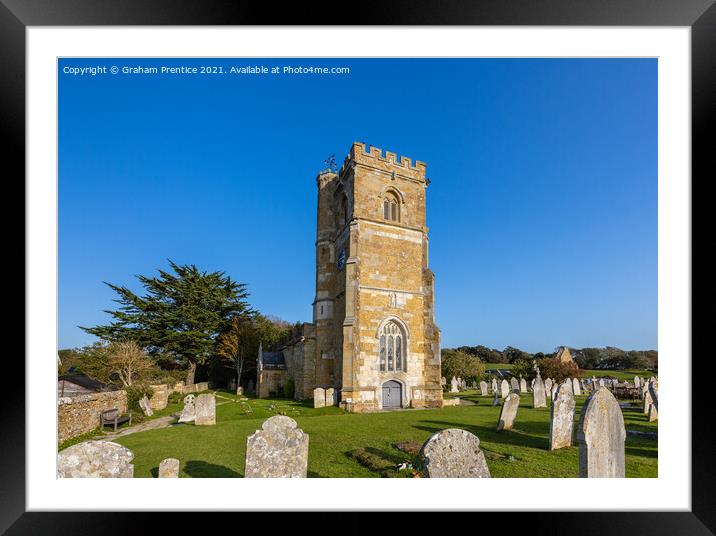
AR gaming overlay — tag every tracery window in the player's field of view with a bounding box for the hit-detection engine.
[379,320,405,372]
[382,193,399,222]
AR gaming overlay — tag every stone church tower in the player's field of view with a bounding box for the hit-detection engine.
[310,142,443,411]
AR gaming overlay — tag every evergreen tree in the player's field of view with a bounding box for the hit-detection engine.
[81,260,252,384]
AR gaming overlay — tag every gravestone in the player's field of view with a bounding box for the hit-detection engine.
[441,376,446,386]
[245,415,309,478]
[195,393,216,426]
[510,377,520,393]
[450,377,459,393]
[572,377,582,396]
[643,388,654,415]
[577,387,626,478]
[532,373,547,409]
[561,378,573,395]
[550,385,576,450]
[479,381,489,396]
[492,391,499,406]
[236,386,244,395]
[520,377,528,393]
[647,383,658,422]
[178,394,196,423]
[419,428,491,478]
[325,387,338,406]
[500,379,510,399]
[598,378,605,388]
[158,458,180,478]
[634,376,641,390]
[491,378,498,393]
[545,378,553,394]
[648,403,658,422]
[314,387,326,408]
[139,394,153,417]
[57,441,134,478]
[496,393,520,431]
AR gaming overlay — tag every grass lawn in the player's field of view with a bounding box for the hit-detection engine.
[482,363,655,382]
[114,389,657,478]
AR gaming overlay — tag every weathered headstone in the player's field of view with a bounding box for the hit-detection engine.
[643,388,654,415]
[479,381,488,396]
[500,379,510,398]
[178,394,196,423]
[149,384,169,411]
[572,377,582,396]
[139,394,153,417]
[420,428,491,478]
[236,386,244,396]
[549,385,576,450]
[492,391,499,406]
[441,376,447,386]
[313,387,326,408]
[520,377,528,393]
[158,458,180,478]
[450,377,459,393]
[245,415,309,478]
[634,376,641,390]
[532,373,547,409]
[57,441,134,478]
[561,378,573,395]
[648,403,658,422]
[577,387,626,478]
[510,377,520,393]
[195,393,216,426]
[647,383,658,422]
[491,378,498,393]
[325,387,338,406]
[598,378,605,388]
[496,393,520,431]
[545,378,553,394]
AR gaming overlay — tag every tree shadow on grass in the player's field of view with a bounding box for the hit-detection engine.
[183,460,242,478]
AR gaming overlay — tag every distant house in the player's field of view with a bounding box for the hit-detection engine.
[555,346,575,364]
[57,374,107,397]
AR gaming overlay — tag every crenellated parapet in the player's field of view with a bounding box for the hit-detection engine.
[339,142,428,182]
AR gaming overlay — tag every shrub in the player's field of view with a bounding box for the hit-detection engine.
[284,378,295,399]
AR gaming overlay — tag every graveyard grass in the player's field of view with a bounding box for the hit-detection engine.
[114,389,657,478]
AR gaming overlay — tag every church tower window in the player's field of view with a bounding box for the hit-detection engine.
[378,320,405,372]
[382,192,400,222]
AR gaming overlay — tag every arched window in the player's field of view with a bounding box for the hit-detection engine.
[382,192,400,222]
[378,320,405,372]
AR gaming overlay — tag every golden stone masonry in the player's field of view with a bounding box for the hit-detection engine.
[257,142,443,412]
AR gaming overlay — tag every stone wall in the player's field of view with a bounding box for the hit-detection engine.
[257,369,289,398]
[149,384,169,411]
[58,390,128,443]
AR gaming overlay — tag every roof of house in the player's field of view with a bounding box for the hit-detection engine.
[58,374,107,391]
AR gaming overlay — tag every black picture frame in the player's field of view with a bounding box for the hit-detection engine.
[4,0,710,532]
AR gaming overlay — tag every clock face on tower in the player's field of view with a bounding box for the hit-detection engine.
[337,249,346,270]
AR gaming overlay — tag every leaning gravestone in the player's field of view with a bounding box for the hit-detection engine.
[510,377,520,393]
[158,458,180,478]
[325,387,337,406]
[497,393,520,431]
[533,373,547,409]
[520,377,528,393]
[178,394,196,423]
[313,387,326,408]
[572,377,582,396]
[195,393,216,426]
[550,385,576,450]
[479,381,489,396]
[450,377,459,393]
[57,441,134,478]
[500,379,510,399]
[245,415,309,478]
[577,387,626,478]
[139,394,153,417]
[420,428,491,478]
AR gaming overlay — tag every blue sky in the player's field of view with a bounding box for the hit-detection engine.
[58,58,657,353]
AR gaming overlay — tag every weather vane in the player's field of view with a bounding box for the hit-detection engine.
[323,154,337,173]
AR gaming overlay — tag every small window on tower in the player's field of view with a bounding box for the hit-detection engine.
[383,198,390,219]
[383,192,400,222]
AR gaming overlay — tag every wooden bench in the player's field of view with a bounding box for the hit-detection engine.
[100,408,132,432]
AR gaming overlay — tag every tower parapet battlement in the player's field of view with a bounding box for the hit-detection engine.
[339,142,427,182]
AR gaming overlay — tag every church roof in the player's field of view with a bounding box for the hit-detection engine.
[261,351,286,369]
